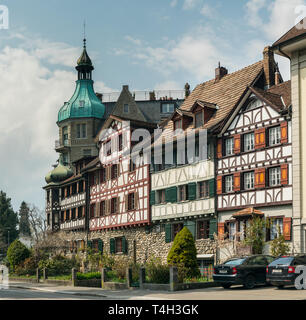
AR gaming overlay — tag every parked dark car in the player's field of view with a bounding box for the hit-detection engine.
[213,255,275,289]
[266,255,306,288]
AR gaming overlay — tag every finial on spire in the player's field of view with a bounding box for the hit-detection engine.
[83,20,86,48]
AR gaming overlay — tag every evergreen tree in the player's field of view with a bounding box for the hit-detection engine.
[0,191,19,252]
[167,227,200,279]
[19,201,31,237]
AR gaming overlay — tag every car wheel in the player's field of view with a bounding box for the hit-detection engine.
[222,284,232,289]
[243,275,256,289]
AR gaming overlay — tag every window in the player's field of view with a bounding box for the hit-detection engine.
[124,104,129,113]
[246,98,262,111]
[269,126,281,146]
[269,167,281,186]
[162,103,175,113]
[198,181,209,198]
[105,140,111,156]
[111,197,118,214]
[225,175,233,193]
[111,165,119,179]
[174,119,182,130]
[61,211,64,223]
[228,221,236,240]
[130,159,136,172]
[127,193,136,211]
[118,134,123,151]
[225,137,234,156]
[71,208,76,220]
[197,220,210,239]
[115,237,123,253]
[62,153,69,166]
[178,185,188,201]
[195,111,204,128]
[238,220,250,241]
[270,218,283,240]
[244,132,254,151]
[90,203,96,218]
[100,201,106,216]
[100,168,106,183]
[79,100,85,107]
[62,126,68,145]
[156,190,166,204]
[79,181,84,192]
[77,124,86,139]
[77,207,83,219]
[244,171,254,190]
[173,223,183,239]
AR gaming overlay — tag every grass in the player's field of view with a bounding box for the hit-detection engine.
[47,275,72,281]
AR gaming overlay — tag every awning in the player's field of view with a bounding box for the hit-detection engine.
[197,254,214,259]
[232,207,264,218]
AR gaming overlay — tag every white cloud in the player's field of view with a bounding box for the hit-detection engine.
[0,34,113,210]
[183,0,199,10]
[170,0,178,7]
[245,0,266,27]
[125,35,142,46]
[154,80,182,90]
[200,4,215,18]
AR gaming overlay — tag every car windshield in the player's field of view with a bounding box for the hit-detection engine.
[224,258,246,266]
[269,257,294,266]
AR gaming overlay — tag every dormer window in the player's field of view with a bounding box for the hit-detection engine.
[79,100,85,108]
[195,111,204,128]
[124,104,129,113]
[174,119,182,130]
[162,103,175,113]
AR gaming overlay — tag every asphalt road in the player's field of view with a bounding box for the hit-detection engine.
[1,284,306,300]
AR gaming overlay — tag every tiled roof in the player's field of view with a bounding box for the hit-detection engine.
[232,207,264,217]
[266,80,291,108]
[272,19,306,47]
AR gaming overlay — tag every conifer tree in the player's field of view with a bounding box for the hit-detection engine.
[19,201,31,237]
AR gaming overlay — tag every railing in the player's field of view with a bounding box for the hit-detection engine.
[55,139,70,149]
[101,90,185,102]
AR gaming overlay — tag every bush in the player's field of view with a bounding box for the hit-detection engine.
[243,217,268,254]
[15,255,37,276]
[7,240,30,271]
[38,254,79,276]
[146,257,170,284]
[167,227,200,279]
[112,258,129,280]
[270,233,290,257]
[76,272,101,280]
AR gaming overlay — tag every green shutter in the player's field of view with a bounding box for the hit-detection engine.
[166,186,177,203]
[188,183,197,200]
[87,240,92,249]
[184,220,196,238]
[209,179,215,197]
[165,224,172,243]
[110,238,115,254]
[209,219,217,240]
[149,191,156,206]
[122,236,127,254]
[98,239,103,252]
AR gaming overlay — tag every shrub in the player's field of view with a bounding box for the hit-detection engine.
[167,227,200,279]
[146,257,170,284]
[112,258,129,280]
[129,262,141,283]
[7,240,30,271]
[76,272,101,280]
[38,254,79,276]
[243,217,268,254]
[270,233,290,257]
[15,255,37,276]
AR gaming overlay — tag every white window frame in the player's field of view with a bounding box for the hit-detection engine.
[270,218,283,240]
[244,171,254,190]
[269,167,281,186]
[244,132,254,151]
[229,222,236,240]
[225,175,233,193]
[269,126,281,146]
[225,137,234,156]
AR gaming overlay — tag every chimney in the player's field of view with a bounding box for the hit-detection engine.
[275,63,280,85]
[123,85,129,90]
[149,91,156,101]
[95,92,103,102]
[263,46,275,88]
[215,62,228,81]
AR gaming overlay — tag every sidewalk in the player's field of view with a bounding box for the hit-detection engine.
[7,281,173,300]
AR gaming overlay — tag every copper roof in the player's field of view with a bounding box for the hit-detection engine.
[232,207,264,218]
[272,19,306,48]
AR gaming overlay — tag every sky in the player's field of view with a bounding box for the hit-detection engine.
[0,0,304,212]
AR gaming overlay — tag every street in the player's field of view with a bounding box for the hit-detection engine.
[1,282,306,300]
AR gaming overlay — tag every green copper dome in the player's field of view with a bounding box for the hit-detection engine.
[57,40,105,123]
[58,79,105,122]
[45,157,73,184]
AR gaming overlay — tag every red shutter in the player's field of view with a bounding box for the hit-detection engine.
[217,138,222,158]
[280,121,288,144]
[255,128,266,149]
[283,217,291,241]
[233,172,241,191]
[255,168,266,188]
[233,134,241,154]
[281,164,288,185]
[217,176,222,194]
[218,222,225,239]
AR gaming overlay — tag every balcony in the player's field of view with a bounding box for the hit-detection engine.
[55,139,71,151]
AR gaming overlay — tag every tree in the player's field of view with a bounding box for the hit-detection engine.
[0,191,18,253]
[27,204,47,243]
[243,217,269,254]
[167,227,200,279]
[18,202,31,237]
[270,226,290,257]
[7,239,30,271]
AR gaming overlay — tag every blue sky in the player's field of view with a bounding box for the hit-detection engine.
[0,0,303,212]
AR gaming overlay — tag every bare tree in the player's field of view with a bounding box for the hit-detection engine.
[27,204,47,243]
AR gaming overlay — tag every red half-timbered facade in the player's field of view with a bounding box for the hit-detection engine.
[216,81,293,245]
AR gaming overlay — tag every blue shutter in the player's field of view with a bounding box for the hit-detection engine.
[149,191,156,206]
[165,224,172,243]
[166,186,177,203]
[98,239,103,253]
[209,219,217,240]
[209,179,215,197]
[184,220,196,238]
[122,236,127,254]
[110,238,115,254]
[188,183,197,200]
